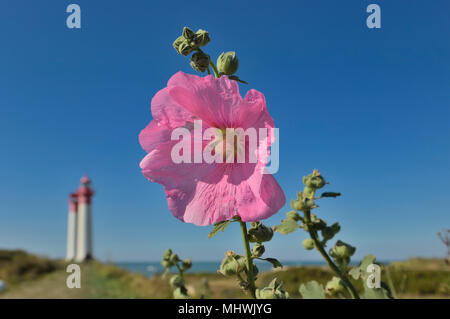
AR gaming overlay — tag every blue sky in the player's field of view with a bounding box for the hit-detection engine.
[0,0,449,262]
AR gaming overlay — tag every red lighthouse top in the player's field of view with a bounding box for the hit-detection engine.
[69,193,78,212]
[77,175,94,204]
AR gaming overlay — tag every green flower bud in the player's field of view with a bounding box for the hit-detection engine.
[302,238,315,250]
[178,41,193,56]
[169,253,180,264]
[290,199,301,211]
[181,259,192,271]
[256,278,290,299]
[217,51,239,75]
[321,227,335,241]
[190,52,210,72]
[329,240,356,259]
[290,192,317,212]
[219,251,246,276]
[169,274,185,288]
[310,214,327,230]
[303,169,326,190]
[330,222,341,234]
[194,29,210,47]
[182,27,195,41]
[163,248,173,260]
[286,210,302,221]
[162,248,174,268]
[325,276,345,295]
[172,36,185,54]
[161,260,173,268]
[251,243,265,258]
[173,286,189,299]
[247,222,274,243]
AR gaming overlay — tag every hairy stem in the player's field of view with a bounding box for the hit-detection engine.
[175,264,184,278]
[239,221,256,298]
[209,60,219,78]
[304,210,360,299]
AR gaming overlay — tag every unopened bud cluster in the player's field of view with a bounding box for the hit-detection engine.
[173,27,211,73]
[161,248,193,299]
[219,251,247,276]
[247,222,274,243]
[172,26,246,83]
[173,27,210,56]
[214,219,283,298]
[275,170,361,298]
[329,240,356,270]
[276,170,344,245]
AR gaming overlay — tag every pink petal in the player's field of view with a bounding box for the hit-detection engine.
[139,120,171,153]
[182,163,286,225]
[168,72,242,128]
[150,87,194,128]
[235,89,274,130]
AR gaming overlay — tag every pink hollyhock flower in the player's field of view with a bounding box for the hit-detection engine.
[139,71,286,226]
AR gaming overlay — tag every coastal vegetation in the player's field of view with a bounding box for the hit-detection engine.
[0,250,448,299]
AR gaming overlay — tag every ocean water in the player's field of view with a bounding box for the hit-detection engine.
[114,260,394,277]
[114,260,326,277]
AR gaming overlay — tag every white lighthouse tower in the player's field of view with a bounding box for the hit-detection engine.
[75,176,94,262]
[66,193,78,261]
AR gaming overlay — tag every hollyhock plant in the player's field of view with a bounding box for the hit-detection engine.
[139,71,286,226]
[139,26,287,299]
[141,26,392,299]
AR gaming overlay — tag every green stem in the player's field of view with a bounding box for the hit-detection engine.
[209,60,219,78]
[239,221,256,298]
[304,210,360,299]
[197,48,219,78]
[175,264,184,278]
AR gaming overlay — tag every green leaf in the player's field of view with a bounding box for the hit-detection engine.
[349,254,376,280]
[360,254,376,271]
[362,288,390,299]
[299,281,325,299]
[208,220,232,238]
[362,282,391,299]
[348,267,361,280]
[274,218,299,234]
[259,257,283,269]
[349,254,393,299]
[320,192,341,198]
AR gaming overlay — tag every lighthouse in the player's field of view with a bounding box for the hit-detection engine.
[66,193,78,261]
[75,176,94,262]
[65,176,95,262]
